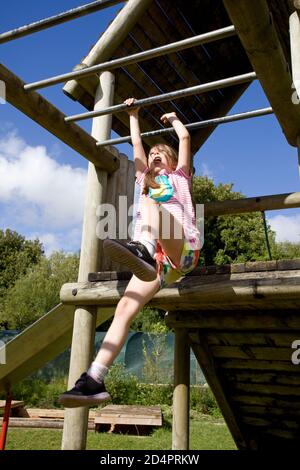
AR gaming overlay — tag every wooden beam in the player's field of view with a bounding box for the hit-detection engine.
[0,64,119,174]
[223,0,300,147]
[63,0,153,102]
[0,304,114,392]
[60,268,300,311]
[204,191,300,216]
[165,309,300,331]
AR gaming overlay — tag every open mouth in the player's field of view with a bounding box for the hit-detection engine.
[153,157,162,164]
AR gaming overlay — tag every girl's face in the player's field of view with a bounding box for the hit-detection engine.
[148,147,175,173]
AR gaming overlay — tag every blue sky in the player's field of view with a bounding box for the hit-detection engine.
[1,0,300,255]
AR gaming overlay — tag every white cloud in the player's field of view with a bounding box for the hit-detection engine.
[0,130,87,254]
[199,162,214,180]
[268,214,300,243]
[29,229,82,256]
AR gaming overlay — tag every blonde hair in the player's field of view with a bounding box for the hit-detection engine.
[142,144,178,195]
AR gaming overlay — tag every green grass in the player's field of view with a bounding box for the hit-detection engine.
[5,412,236,451]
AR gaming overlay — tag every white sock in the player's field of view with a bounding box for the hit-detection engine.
[87,361,108,384]
[139,237,157,257]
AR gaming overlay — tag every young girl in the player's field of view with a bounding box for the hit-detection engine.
[59,99,201,407]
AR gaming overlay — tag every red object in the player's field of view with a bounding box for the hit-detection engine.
[0,391,12,451]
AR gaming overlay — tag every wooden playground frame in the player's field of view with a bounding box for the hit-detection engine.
[1,0,300,451]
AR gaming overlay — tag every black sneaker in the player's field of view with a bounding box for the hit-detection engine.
[59,373,111,408]
[103,239,157,282]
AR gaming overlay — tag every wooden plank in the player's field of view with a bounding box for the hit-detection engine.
[61,269,300,311]
[153,0,251,154]
[238,405,300,418]
[88,271,132,282]
[241,415,300,430]
[231,394,300,408]
[189,332,250,450]
[87,259,300,282]
[25,408,98,420]
[219,359,300,372]
[210,345,295,361]
[95,416,161,426]
[95,405,162,426]
[99,405,161,417]
[206,331,300,347]
[166,311,300,330]
[232,383,300,397]
[277,259,300,271]
[257,428,300,440]
[225,372,300,386]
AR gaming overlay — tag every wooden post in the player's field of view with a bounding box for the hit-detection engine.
[172,328,190,450]
[61,71,115,450]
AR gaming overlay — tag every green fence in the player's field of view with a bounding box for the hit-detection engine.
[0,331,206,385]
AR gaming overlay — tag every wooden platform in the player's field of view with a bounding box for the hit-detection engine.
[62,259,300,311]
[94,405,162,434]
[166,307,300,449]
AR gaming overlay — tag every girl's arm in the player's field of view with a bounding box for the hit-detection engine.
[161,112,191,175]
[125,98,148,180]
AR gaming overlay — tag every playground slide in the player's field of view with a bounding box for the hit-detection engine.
[0,303,114,392]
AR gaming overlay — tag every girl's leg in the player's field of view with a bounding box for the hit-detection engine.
[59,274,160,406]
[141,196,184,267]
[94,272,160,367]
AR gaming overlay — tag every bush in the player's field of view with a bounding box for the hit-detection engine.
[0,376,68,409]
[190,385,221,417]
[2,365,220,417]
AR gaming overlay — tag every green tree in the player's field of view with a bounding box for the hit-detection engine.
[0,251,79,330]
[273,241,300,260]
[192,176,276,264]
[0,229,43,300]
[130,307,166,332]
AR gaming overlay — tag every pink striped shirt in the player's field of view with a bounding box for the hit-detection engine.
[133,166,201,250]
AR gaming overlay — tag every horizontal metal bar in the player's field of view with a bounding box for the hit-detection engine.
[0,0,123,44]
[65,72,257,123]
[96,107,274,146]
[24,25,236,91]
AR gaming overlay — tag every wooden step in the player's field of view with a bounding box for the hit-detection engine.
[94,405,162,432]
[0,400,24,410]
